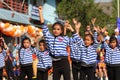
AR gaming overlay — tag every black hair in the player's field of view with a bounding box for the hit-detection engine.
[52,21,64,36]
[39,39,45,45]
[84,34,94,45]
[109,36,118,47]
[39,39,47,49]
[21,37,31,48]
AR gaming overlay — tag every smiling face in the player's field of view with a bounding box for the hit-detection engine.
[23,39,31,48]
[39,42,45,51]
[110,40,117,49]
[52,24,63,37]
[84,35,93,47]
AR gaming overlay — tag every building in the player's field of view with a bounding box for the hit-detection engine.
[0,0,58,25]
[0,0,58,50]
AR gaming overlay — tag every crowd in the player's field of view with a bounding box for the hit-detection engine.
[0,6,120,80]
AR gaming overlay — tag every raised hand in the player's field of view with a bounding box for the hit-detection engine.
[75,22,81,30]
[101,27,107,33]
[91,18,96,25]
[75,22,81,34]
[66,24,74,32]
[38,6,44,23]
[38,6,43,13]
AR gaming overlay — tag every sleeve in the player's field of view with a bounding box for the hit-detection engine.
[93,31,99,48]
[93,31,98,43]
[102,41,111,52]
[2,50,6,57]
[41,24,53,40]
[70,33,84,46]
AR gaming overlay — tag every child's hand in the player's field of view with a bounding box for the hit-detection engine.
[101,27,107,33]
[66,24,74,32]
[38,6,44,23]
[38,6,43,13]
[91,18,96,25]
[75,22,81,30]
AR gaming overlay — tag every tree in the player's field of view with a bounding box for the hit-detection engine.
[56,0,111,35]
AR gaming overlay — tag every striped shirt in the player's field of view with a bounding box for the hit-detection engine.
[19,47,37,65]
[37,50,52,69]
[80,32,98,64]
[41,24,69,57]
[69,34,83,61]
[104,42,120,65]
[0,50,6,68]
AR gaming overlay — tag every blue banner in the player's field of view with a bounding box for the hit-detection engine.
[117,17,120,31]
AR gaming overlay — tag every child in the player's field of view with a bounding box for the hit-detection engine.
[0,37,8,80]
[68,18,85,80]
[13,66,20,80]
[38,6,78,80]
[0,46,6,80]
[5,49,14,80]
[103,29,110,44]
[36,39,52,80]
[75,27,98,80]
[19,37,37,80]
[95,32,108,80]
[104,36,120,80]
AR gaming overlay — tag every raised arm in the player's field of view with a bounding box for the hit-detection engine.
[38,6,44,24]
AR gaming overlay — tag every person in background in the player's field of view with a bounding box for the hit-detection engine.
[4,49,14,80]
[0,37,8,80]
[13,66,20,80]
[114,28,120,44]
[102,27,110,44]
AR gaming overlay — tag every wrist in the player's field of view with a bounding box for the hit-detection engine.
[71,28,74,32]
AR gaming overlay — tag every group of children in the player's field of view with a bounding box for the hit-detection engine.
[0,5,120,80]
[38,6,120,80]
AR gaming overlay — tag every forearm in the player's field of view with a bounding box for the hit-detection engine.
[38,6,44,24]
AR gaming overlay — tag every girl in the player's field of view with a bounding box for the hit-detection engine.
[69,18,85,80]
[95,33,108,80]
[104,36,120,80]
[38,6,78,80]
[19,37,37,80]
[36,39,52,80]
[75,27,98,80]
[0,37,8,80]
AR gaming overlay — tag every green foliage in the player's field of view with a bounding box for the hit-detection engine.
[56,0,117,36]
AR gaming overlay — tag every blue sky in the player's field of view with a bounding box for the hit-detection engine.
[95,0,112,3]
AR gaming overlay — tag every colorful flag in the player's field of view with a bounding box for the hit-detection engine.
[117,17,120,31]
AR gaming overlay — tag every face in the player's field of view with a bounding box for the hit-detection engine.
[84,36,93,47]
[97,34,103,42]
[110,40,117,49]
[23,40,31,48]
[115,32,119,36]
[39,42,45,51]
[52,24,63,36]
[86,25,90,31]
